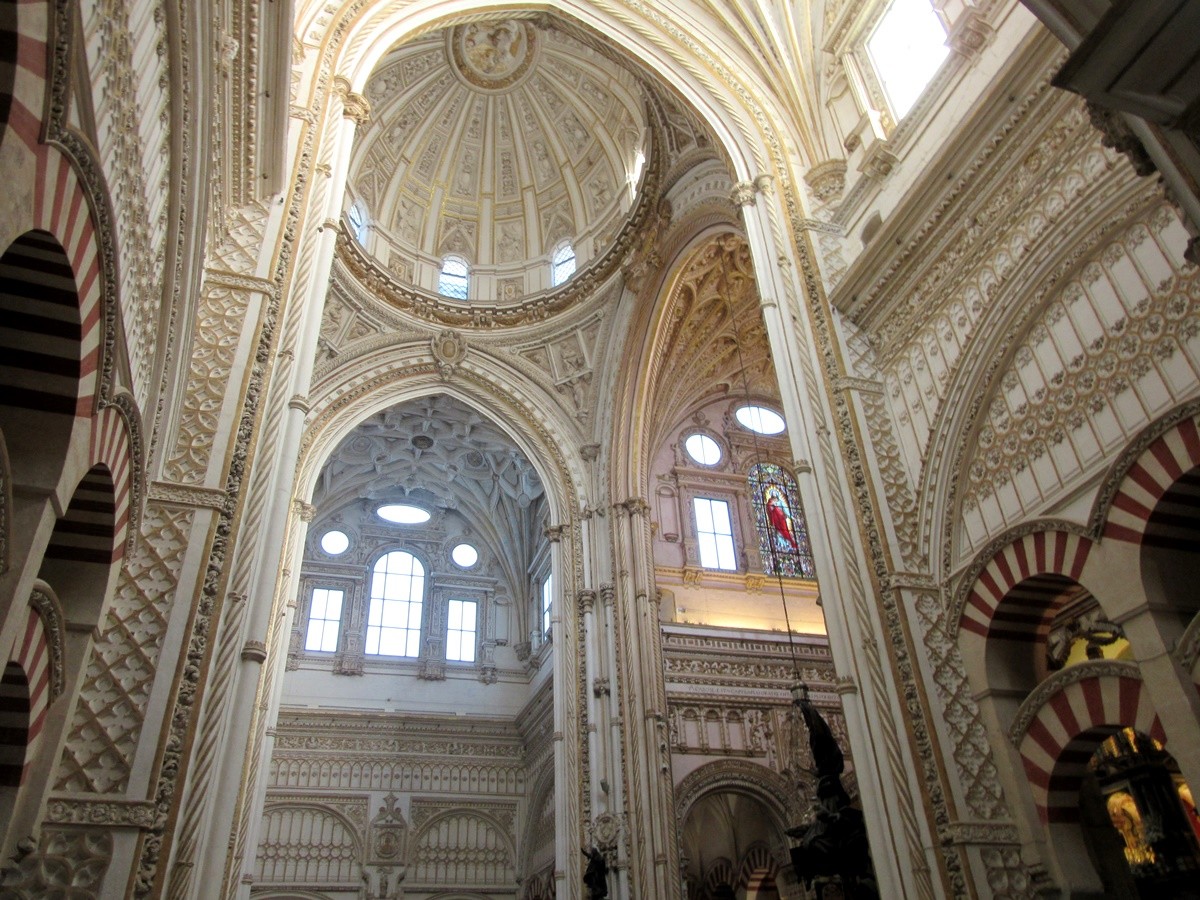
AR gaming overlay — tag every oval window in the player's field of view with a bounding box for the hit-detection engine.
[320,530,350,555]
[684,433,722,466]
[451,543,479,568]
[735,405,786,435]
[377,504,432,525]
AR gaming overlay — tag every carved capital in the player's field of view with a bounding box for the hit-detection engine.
[44,798,156,830]
[293,499,317,522]
[804,159,848,204]
[599,583,615,607]
[1086,101,1156,177]
[578,589,597,614]
[241,640,268,664]
[334,76,371,126]
[544,524,567,543]
[730,181,757,207]
[860,143,898,181]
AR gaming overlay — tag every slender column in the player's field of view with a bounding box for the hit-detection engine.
[174,79,370,900]
[734,179,926,896]
[609,498,680,900]
[229,81,371,898]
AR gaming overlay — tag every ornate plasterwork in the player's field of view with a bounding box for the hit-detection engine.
[646,235,778,455]
[163,282,255,484]
[912,591,1007,820]
[957,212,1200,549]
[76,0,173,410]
[674,758,799,830]
[28,586,66,703]
[55,503,194,794]
[44,798,157,830]
[0,828,113,895]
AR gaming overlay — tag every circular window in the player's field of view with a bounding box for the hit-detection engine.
[320,530,350,555]
[452,543,479,568]
[735,405,786,435]
[377,504,432,525]
[684,433,722,466]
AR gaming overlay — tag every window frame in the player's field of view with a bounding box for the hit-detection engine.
[863,0,950,123]
[304,585,346,653]
[692,495,738,571]
[550,240,577,287]
[445,598,479,663]
[365,549,426,658]
[347,200,369,246]
[438,254,470,300]
[541,573,554,638]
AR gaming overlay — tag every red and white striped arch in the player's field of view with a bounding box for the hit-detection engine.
[1,0,47,155]
[959,529,1094,642]
[1,0,104,424]
[0,602,52,786]
[1017,669,1164,823]
[1104,414,1200,544]
[86,405,133,561]
[30,151,102,419]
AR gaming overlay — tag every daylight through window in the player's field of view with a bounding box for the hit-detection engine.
[866,0,949,119]
[305,588,344,652]
[366,551,425,657]
[693,497,737,570]
[446,599,477,662]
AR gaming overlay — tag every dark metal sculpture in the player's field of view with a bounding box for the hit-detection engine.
[787,683,879,899]
[582,845,608,899]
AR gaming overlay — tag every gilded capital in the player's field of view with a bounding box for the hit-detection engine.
[333,76,371,126]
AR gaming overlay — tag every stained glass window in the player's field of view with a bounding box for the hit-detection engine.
[748,463,815,577]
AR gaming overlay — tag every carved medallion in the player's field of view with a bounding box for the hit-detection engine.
[450,21,538,91]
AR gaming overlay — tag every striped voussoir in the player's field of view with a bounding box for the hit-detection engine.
[86,405,132,561]
[0,603,52,787]
[43,464,115,565]
[0,0,45,156]
[0,157,102,423]
[960,530,1094,641]
[1018,670,1163,823]
[1104,415,1200,544]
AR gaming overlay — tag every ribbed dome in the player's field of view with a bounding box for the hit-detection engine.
[349,17,649,302]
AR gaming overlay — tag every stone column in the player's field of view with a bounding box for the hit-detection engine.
[170,77,370,900]
[734,178,935,896]
[609,498,680,900]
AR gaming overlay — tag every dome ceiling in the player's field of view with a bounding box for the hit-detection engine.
[350,16,649,300]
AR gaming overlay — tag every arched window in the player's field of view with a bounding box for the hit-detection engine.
[748,464,815,577]
[551,241,576,286]
[438,255,470,300]
[866,0,949,119]
[347,201,369,245]
[366,550,425,656]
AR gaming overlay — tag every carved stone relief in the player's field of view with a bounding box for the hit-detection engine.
[163,282,256,484]
[55,503,194,794]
